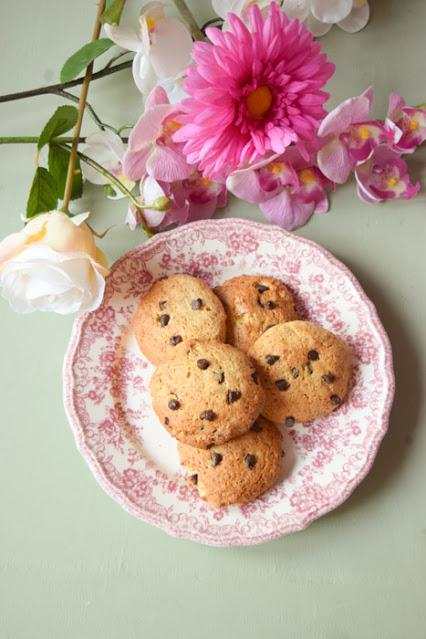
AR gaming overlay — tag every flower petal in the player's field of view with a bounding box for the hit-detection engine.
[128,104,175,151]
[317,137,353,183]
[338,2,370,32]
[260,189,315,230]
[212,0,236,20]
[318,87,373,137]
[103,24,141,52]
[122,147,151,181]
[226,167,268,203]
[282,0,310,21]
[145,145,193,181]
[304,13,333,37]
[132,51,158,95]
[311,0,352,23]
[150,18,193,79]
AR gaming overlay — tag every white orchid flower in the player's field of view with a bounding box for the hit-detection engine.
[81,130,134,199]
[104,2,193,96]
[212,0,274,28]
[281,0,370,37]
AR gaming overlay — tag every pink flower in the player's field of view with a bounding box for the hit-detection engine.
[385,94,426,153]
[123,86,194,183]
[174,2,335,179]
[317,87,391,183]
[227,148,331,230]
[355,146,420,204]
[126,173,227,230]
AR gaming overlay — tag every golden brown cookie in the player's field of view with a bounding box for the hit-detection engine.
[134,274,226,365]
[214,274,298,352]
[150,339,265,448]
[178,417,283,507]
[248,321,352,424]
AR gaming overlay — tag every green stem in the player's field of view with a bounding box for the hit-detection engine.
[57,143,159,237]
[172,0,204,40]
[0,135,128,144]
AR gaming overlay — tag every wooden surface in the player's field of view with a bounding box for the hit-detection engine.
[0,1,425,637]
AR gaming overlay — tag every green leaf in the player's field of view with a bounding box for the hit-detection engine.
[60,38,114,83]
[38,106,78,151]
[102,0,126,25]
[26,168,58,218]
[48,144,83,201]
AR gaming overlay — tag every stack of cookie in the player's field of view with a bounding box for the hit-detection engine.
[134,273,352,508]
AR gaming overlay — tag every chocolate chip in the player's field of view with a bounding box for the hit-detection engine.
[189,474,198,485]
[304,362,313,375]
[285,416,295,428]
[264,300,277,310]
[275,378,290,391]
[251,370,259,385]
[250,421,263,432]
[244,454,257,469]
[255,283,270,294]
[170,335,182,346]
[168,399,180,410]
[206,443,214,449]
[159,300,167,310]
[164,417,169,425]
[330,394,342,406]
[191,298,203,310]
[308,349,319,361]
[211,452,223,467]
[215,371,225,384]
[158,275,168,281]
[265,354,280,365]
[291,367,299,379]
[227,390,241,404]
[197,358,210,370]
[200,410,216,421]
[322,373,336,384]
[159,314,170,327]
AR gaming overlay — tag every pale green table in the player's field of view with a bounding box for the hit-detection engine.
[1,1,425,637]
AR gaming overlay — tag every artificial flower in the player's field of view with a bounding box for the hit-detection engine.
[174,2,335,179]
[385,94,426,154]
[123,85,193,183]
[317,87,391,183]
[282,0,370,37]
[0,211,108,314]
[104,2,192,96]
[227,148,331,230]
[126,173,227,230]
[355,146,420,204]
[81,130,134,198]
[211,0,273,27]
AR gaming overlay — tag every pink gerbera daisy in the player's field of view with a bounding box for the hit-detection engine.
[174,2,335,179]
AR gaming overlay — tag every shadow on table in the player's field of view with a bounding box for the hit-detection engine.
[325,257,422,517]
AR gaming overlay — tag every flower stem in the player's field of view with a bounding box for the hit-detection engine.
[0,136,128,144]
[172,0,204,40]
[0,60,132,104]
[62,0,106,213]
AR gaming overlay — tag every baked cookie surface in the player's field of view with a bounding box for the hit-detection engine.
[214,274,298,352]
[150,339,265,448]
[178,417,283,507]
[248,321,352,423]
[134,274,226,365]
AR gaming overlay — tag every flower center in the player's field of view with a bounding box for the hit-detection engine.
[358,126,370,140]
[300,169,315,184]
[408,118,419,131]
[246,86,273,120]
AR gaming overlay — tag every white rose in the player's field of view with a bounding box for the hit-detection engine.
[0,210,109,314]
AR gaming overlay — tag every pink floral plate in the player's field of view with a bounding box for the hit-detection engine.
[63,218,394,546]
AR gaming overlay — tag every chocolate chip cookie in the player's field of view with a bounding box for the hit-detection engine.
[178,416,283,507]
[134,274,226,365]
[150,339,265,448]
[214,275,298,352]
[248,321,352,423]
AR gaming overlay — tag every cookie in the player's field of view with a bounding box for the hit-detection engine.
[150,339,265,448]
[134,274,226,365]
[214,275,298,352]
[248,321,352,423]
[178,417,283,507]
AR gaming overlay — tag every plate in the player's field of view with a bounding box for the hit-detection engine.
[63,219,394,546]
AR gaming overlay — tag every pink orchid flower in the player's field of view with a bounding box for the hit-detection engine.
[104,2,192,96]
[355,146,420,204]
[81,130,134,199]
[317,87,391,183]
[122,86,194,184]
[385,94,426,153]
[126,173,227,230]
[227,148,331,230]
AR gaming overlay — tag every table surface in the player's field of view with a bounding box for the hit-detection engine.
[1,1,425,637]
